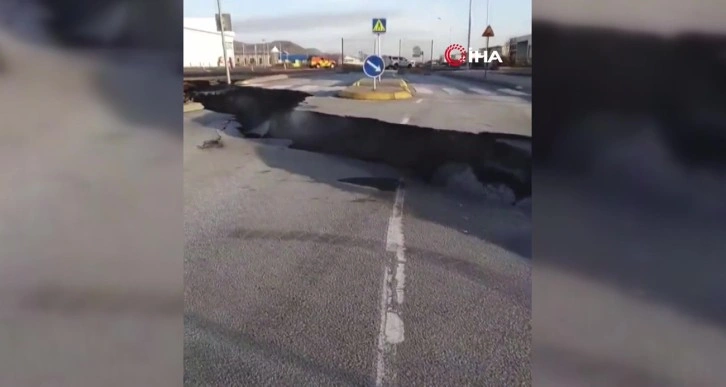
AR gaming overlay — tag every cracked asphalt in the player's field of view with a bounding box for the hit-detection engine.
[184,111,531,386]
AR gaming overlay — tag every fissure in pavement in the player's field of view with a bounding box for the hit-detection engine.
[191,86,531,202]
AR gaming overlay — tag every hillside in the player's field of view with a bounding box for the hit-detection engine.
[233,40,335,57]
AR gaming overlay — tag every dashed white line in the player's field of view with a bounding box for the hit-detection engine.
[415,98,423,104]
[469,87,495,95]
[414,86,433,94]
[400,116,410,125]
[497,88,529,96]
[376,180,407,387]
[442,87,464,95]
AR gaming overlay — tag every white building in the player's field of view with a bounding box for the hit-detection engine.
[506,34,532,65]
[184,17,235,68]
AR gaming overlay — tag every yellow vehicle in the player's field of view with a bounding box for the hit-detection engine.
[308,55,336,69]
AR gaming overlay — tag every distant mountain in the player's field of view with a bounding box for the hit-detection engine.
[233,40,337,57]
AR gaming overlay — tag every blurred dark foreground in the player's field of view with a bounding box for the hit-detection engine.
[533,19,726,387]
[0,2,183,385]
[1,0,725,386]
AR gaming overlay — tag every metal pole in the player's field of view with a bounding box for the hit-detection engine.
[379,33,382,82]
[466,0,472,70]
[398,39,401,59]
[340,38,344,66]
[484,37,490,79]
[430,40,434,70]
[216,0,231,84]
[484,0,490,78]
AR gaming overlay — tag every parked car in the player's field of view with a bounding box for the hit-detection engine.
[308,56,336,69]
[382,55,412,69]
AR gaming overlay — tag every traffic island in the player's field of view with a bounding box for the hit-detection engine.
[337,78,413,100]
[184,102,204,113]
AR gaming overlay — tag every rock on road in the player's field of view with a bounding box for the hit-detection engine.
[183,110,531,386]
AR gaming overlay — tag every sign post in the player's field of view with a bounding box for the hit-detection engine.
[372,18,387,89]
[362,55,385,91]
[482,25,495,80]
[214,4,231,84]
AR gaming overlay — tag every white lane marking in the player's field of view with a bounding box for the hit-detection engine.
[415,98,423,104]
[376,181,407,386]
[498,88,530,96]
[293,84,322,92]
[323,86,347,92]
[414,86,433,94]
[442,87,464,95]
[469,87,495,95]
[263,84,295,89]
[400,116,410,125]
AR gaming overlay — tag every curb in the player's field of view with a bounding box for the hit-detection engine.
[351,78,411,94]
[236,74,289,85]
[398,79,412,94]
[337,87,413,100]
[184,102,204,113]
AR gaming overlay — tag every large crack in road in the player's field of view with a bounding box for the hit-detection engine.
[191,86,532,203]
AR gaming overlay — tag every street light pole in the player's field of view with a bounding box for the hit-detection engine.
[215,0,231,84]
[466,0,472,70]
[437,17,452,60]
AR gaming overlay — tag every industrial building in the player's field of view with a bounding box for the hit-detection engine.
[183,17,235,68]
[232,42,279,67]
[479,45,503,59]
[506,34,531,66]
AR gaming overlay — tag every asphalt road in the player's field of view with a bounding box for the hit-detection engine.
[233,71,531,136]
[184,109,531,385]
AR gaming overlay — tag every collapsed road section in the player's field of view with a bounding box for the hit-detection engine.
[191,86,532,202]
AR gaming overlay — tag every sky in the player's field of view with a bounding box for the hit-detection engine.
[184,0,531,57]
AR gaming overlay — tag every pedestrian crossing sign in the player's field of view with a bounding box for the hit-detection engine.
[372,18,387,33]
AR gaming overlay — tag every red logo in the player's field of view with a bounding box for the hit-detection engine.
[444,44,467,67]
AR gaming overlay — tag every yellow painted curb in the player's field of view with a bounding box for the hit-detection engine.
[352,78,412,94]
[337,88,413,100]
[399,79,412,94]
[184,102,204,113]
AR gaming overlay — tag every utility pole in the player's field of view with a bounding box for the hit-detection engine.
[484,0,490,79]
[215,0,231,84]
[466,0,472,70]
